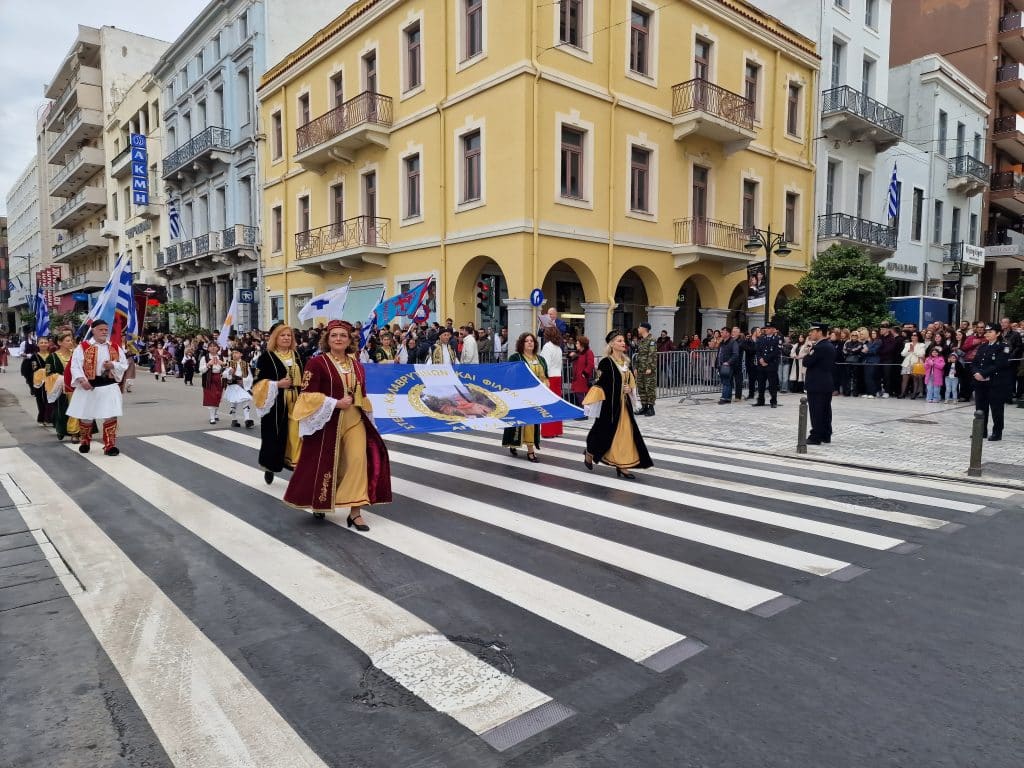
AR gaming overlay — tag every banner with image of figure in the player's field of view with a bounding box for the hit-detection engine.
[362,363,583,435]
[746,261,767,310]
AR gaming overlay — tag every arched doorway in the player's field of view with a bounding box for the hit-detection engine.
[452,255,509,330]
[675,274,716,343]
[539,258,599,337]
[727,282,748,330]
[773,283,799,335]
[612,268,651,331]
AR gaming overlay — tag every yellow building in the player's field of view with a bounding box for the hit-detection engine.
[257,0,818,341]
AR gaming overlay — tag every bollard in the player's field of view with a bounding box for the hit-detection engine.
[968,409,985,477]
[797,397,808,454]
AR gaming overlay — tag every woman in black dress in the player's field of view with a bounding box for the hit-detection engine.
[583,330,652,479]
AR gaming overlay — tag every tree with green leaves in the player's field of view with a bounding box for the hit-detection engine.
[778,245,896,332]
[152,300,204,336]
[1004,276,1024,322]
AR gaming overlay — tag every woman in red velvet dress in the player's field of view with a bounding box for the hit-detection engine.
[284,321,391,527]
[199,342,227,423]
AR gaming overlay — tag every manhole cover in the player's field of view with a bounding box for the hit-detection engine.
[900,418,939,425]
[354,635,516,710]
[831,494,907,511]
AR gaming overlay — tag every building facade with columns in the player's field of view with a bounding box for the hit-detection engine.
[257,0,818,343]
[5,158,41,330]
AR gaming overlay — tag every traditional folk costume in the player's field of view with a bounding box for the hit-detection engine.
[539,340,564,438]
[252,347,303,482]
[0,339,9,372]
[44,349,84,442]
[199,353,227,423]
[29,350,52,426]
[502,352,548,454]
[584,352,653,475]
[224,359,254,428]
[283,340,391,519]
[429,340,456,364]
[153,347,168,381]
[67,335,128,455]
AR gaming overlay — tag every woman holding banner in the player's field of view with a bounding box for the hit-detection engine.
[284,320,391,526]
[502,332,548,462]
[583,330,653,479]
[252,324,302,484]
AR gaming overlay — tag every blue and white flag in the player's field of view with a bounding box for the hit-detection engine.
[169,200,182,240]
[375,276,433,327]
[359,287,387,350]
[362,363,584,435]
[79,255,129,339]
[298,280,351,324]
[113,259,137,345]
[34,289,50,339]
[886,163,899,220]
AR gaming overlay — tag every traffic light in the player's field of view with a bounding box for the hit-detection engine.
[476,280,491,311]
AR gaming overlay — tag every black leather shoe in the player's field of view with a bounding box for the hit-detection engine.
[104,447,120,457]
[583,451,594,471]
[988,434,1002,442]
[806,438,822,445]
[79,443,90,454]
[616,467,636,480]
[264,471,274,485]
[751,402,766,407]
[646,406,655,417]
[770,403,778,408]
[245,420,254,429]
[347,514,370,531]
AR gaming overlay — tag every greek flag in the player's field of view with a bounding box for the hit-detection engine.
[169,200,182,240]
[886,163,899,220]
[79,254,129,339]
[361,363,584,435]
[113,258,137,345]
[34,289,50,339]
[359,287,387,350]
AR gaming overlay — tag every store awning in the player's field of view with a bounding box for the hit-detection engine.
[58,295,78,313]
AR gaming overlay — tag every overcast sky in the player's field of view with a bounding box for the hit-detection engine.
[0,0,211,216]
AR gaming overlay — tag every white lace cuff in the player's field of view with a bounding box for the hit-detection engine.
[46,378,65,403]
[298,397,338,437]
[253,380,280,419]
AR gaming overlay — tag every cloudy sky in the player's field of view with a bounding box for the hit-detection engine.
[0,0,210,215]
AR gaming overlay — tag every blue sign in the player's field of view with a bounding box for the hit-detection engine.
[72,292,89,301]
[529,288,544,307]
[130,133,149,206]
[238,288,255,304]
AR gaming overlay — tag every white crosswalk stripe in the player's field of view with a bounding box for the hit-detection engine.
[385,434,908,551]
[147,433,704,662]
[441,432,954,531]
[205,430,808,610]
[69,443,566,749]
[2,448,330,768]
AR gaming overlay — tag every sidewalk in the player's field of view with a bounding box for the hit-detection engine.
[570,389,1024,489]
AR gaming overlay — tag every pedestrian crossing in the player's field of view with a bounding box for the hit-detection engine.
[4,428,1016,765]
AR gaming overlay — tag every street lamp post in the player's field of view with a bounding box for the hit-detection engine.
[744,226,792,328]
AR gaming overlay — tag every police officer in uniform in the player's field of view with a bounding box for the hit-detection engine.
[802,322,835,445]
[752,321,782,408]
[973,323,1010,441]
[634,322,658,416]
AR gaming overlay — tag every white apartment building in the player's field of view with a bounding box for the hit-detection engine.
[755,0,904,257]
[880,55,989,323]
[5,157,42,322]
[44,25,167,315]
[100,71,170,306]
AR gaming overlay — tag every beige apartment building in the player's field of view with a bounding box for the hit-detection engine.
[46,25,167,313]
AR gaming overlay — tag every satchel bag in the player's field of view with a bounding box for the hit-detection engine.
[911,362,925,376]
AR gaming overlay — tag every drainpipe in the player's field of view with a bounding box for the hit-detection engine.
[438,0,449,320]
[607,20,618,329]
[531,1,541,305]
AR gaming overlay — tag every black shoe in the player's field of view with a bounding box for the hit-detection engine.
[646,406,655,417]
[806,438,822,445]
[634,407,646,416]
[347,514,370,531]
[104,447,120,457]
[770,403,778,408]
[264,471,274,485]
[313,512,326,520]
[509,447,518,457]
[583,451,594,471]
[245,420,254,429]
[988,434,1002,442]
[717,399,731,405]
[751,402,766,407]
[79,443,90,454]
[616,467,636,480]
[231,420,240,428]
[822,438,831,444]
[527,451,539,463]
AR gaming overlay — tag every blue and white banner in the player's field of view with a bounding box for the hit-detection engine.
[363,363,583,435]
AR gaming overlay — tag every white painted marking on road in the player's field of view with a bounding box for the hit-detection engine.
[447,433,951,530]
[148,435,692,662]
[384,435,907,551]
[583,429,1016,499]
[0,473,31,506]
[74,443,556,739]
[562,429,996,509]
[2,448,329,768]
[208,430,851,577]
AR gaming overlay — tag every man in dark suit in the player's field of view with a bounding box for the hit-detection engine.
[802,322,836,445]
[752,321,782,408]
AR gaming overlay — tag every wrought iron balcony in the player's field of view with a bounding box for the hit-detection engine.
[295,217,391,268]
[996,64,1024,111]
[821,85,903,151]
[162,126,232,178]
[222,224,260,251]
[51,186,106,229]
[671,79,755,151]
[672,217,756,270]
[295,91,393,170]
[55,269,107,295]
[194,231,222,256]
[990,170,1024,215]
[993,114,1024,162]
[51,229,106,263]
[999,13,1024,59]
[946,155,990,197]
[817,212,896,262]
[110,145,133,179]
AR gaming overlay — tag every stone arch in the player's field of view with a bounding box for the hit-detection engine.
[675,272,717,342]
[539,257,601,305]
[727,280,748,330]
[610,264,665,308]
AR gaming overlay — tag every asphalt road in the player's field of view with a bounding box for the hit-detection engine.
[1,370,1021,768]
